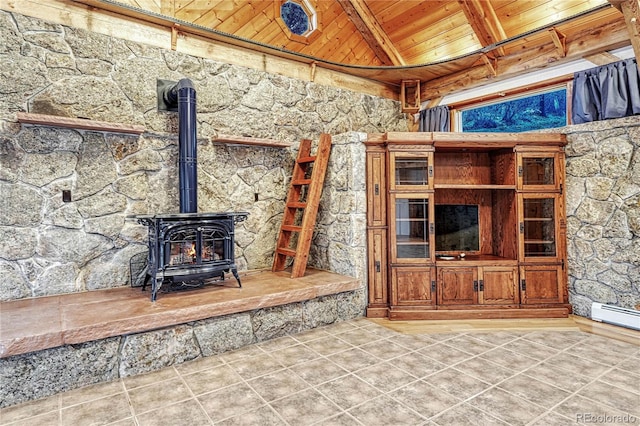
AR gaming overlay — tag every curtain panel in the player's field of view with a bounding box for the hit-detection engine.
[419,105,450,132]
[572,58,640,124]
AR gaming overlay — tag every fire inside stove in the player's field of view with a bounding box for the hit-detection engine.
[168,229,225,266]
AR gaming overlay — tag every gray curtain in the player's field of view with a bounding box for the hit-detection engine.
[572,58,640,124]
[419,105,450,131]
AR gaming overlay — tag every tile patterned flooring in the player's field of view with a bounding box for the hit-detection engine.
[1,318,638,426]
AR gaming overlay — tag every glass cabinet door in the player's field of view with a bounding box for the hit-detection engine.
[520,195,558,259]
[517,152,561,190]
[391,194,433,263]
[389,152,432,190]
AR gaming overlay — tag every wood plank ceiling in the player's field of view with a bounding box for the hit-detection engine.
[72,0,634,101]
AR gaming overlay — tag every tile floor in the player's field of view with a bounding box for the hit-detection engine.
[1,318,638,426]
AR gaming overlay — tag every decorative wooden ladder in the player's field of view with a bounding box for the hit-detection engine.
[272,133,332,277]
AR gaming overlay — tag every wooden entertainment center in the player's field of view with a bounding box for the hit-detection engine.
[365,132,570,320]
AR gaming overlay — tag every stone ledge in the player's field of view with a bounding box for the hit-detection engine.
[0,268,361,358]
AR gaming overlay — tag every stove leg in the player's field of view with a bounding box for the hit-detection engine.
[232,268,242,288]
[142,273,151,292]
[151,277,162,302]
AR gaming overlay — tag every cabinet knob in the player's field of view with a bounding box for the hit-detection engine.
[375,260,381,273]
[473,280,478,292]
[374,183,379,195]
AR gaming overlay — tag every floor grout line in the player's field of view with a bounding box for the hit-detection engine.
[2,319,638,426]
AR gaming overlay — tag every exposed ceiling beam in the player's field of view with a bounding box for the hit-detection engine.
[609,0,640,68]
[458,0,507,57]
[336,0,405,66]
[421,17,631,101]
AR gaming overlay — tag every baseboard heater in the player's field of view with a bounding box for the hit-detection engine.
[591,303,640,331]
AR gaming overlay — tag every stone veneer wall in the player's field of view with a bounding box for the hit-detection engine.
[0,290,366,408]
[0,10,387,408]
[3,7,640,409]
[0,10,407,301]
[562,116,640,316]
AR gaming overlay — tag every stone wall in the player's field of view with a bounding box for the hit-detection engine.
[2,6,639,409]
[562,116,640,316]
[0,10,408,301]
[310,132,368,280]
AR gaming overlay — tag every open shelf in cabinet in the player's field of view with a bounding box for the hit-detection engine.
[433,149,516,187]
[365,132,569,320]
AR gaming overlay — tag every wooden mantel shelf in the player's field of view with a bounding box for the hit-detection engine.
[211,133,292,148]
[17,112,146,135]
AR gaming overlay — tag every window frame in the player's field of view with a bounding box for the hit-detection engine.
[448,76,573,132]
[276,0,321,44]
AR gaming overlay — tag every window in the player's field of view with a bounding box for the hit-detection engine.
[278,0,320,42]
[457,87,567,133]
[281,1,310,35]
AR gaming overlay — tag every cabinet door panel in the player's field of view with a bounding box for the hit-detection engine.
[366,150,386,227]
[517,151,562,191]
[390,194,434,263]
[367,230,388,306]
[520,265,565,304]
[389,151,433,191]
[479,266,518,305]
[392,267,435,306]
[518,194,562,261]
[438,267,476,305]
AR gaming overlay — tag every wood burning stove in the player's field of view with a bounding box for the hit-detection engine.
[135,212,248,301]
[132,78,249,301]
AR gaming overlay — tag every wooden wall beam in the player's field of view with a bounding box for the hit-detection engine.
[0,0,397,99]
[609,0,640,68]
[481,54,497,76]
[171,24,179,50]
[400,80,420,113]
[421,18,631,101]
[584,51,621,65]
[549,28,567,57]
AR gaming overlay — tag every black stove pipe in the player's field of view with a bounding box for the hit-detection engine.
[162,78,198,213]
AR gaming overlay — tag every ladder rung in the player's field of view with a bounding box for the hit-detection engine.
[297,155,316,164]
[287,202,307,209]
[292,179,312,185]
[273,134,331,276]
[276,247,297,257]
